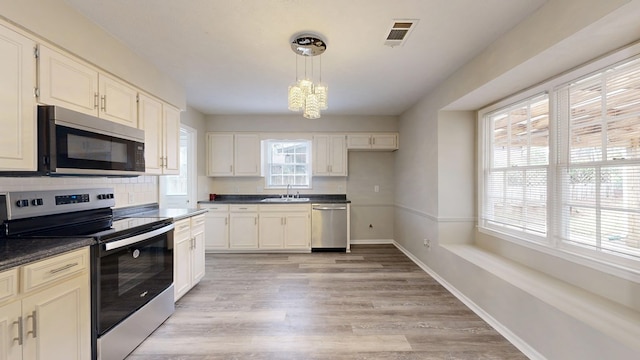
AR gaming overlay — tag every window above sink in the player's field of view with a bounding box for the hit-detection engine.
[263,139,312,190]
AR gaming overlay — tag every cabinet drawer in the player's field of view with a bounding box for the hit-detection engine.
[199,204,229,212]
[258,204,310,212]
[230,205,258,212]
[21,248,89,293]
[0,268,18,303]
[190,214,206,228]
[174,218,191,235]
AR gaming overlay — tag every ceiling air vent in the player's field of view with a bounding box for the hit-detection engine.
[384,19,418,47]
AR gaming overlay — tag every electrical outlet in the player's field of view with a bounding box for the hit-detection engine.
[374,185,379,193]
[423,238,431,250]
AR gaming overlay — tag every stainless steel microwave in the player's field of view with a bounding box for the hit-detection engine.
[37,105,145,176]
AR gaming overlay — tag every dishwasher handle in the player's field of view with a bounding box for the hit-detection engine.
[312,206,347,211]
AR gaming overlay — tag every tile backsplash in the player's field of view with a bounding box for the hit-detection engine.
[0,176,158,208]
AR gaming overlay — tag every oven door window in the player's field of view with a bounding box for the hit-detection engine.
[98,233,173,334]
[56,125,143,171]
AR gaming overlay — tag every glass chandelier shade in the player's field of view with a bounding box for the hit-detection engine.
[288,34,328,118]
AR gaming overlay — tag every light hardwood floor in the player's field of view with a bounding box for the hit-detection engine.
[126,245,527,359]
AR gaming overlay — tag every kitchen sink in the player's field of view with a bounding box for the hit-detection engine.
[260,197,310,202]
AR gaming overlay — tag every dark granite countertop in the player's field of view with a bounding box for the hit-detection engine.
[113,204,207,221]
[0,237,95,272]
[198,194,350,205]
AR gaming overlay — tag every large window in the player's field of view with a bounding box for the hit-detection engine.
[263,140,312,189]
[480,50,640,269]
[556,57,640,260]
[483,94,549,239]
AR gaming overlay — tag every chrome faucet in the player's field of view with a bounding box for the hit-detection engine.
[286,184,292,198]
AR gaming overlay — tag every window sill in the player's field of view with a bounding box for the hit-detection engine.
[442,243,640,353]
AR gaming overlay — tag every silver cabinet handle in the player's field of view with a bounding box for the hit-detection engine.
[101,95,107,111]
[105,223,174,251]
[49,262,78,274]
[313,206,347,211]
[13,317,23,345]
[94,93,99,109]
[26,311,36,338]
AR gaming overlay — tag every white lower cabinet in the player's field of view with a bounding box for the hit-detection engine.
[229,205,259,249]
[200,203,311,252]
[0,248,91,360]
[199,204,229,251]
[258,205,310,250]
[173,215,206,301]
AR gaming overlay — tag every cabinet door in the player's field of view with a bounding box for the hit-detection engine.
[371,134,398,149]
[0,301,22,360]
[259,213,284,248]
[173,220,192,301]
[190,216,206,284]
[21,275,90,360]
[329,135,347,176]
[163,105,181,174]
[229,213,258,249]
[234,134,260,176]
[346,134,372,149]
[313,135,330,176]
[38,45,99,115]
[204,212,229,250]
[207,133,234,176]
[0,25,36,171]
[284,212,311,249]
[98,74,138,127]
[138,93,164,174]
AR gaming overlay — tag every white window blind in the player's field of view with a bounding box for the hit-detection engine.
[556,56,640,260]
[483,94,550,238]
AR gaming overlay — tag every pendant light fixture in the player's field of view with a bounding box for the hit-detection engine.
[288,34,328,119]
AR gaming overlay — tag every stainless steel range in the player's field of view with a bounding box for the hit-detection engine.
[0,188,174,360]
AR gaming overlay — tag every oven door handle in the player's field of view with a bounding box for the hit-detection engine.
[104,223,174,251]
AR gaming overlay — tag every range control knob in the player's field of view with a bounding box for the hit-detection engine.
[15,199,29,208]
[31,198,44,206]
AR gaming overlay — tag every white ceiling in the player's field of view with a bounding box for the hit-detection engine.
[63,0,546,116]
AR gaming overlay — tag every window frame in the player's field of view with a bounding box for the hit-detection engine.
[262,139,312,190]
[478,42,640,278]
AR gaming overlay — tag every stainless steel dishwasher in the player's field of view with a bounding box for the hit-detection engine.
[311,203,348,251]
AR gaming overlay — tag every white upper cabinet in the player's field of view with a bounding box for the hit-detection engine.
[162,104,181,174]
[206,133,234,176]
[347,133,399,150]
[234,134,260,176]
[0,24,37,171]
[313,134,347,176]
[98,73,138,127]
[37,45,138,127]
[139,93,180,175]
[206,133,260,177]
[138,93,163,173]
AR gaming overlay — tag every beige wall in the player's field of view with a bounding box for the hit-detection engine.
[395,0,640,358]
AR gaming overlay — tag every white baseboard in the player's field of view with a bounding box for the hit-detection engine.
[392,241,545,360]
[350,239,395,245]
